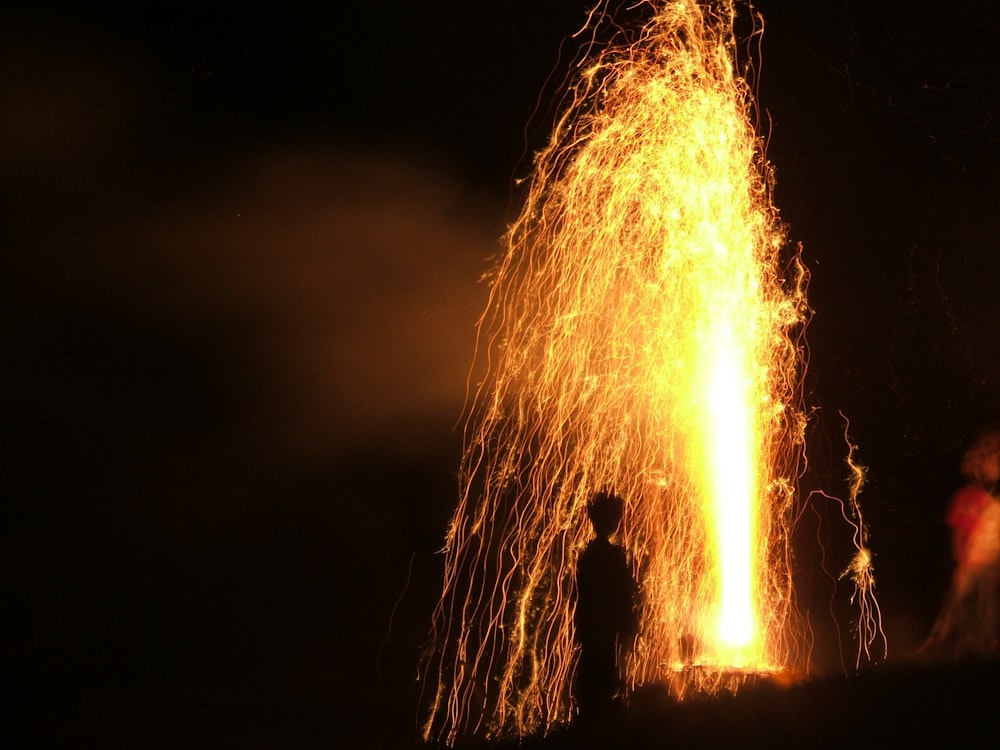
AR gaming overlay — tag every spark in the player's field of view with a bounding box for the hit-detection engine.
[419,2,881,744]
[835,413,888,669]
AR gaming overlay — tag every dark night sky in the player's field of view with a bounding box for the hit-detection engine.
[5,2,1000,748]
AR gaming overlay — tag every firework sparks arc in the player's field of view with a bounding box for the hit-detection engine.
[419,2,878,744]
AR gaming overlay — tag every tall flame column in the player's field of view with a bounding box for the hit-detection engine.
[421,2,810,743]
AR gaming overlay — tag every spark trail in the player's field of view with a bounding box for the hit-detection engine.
[421,1,878,744]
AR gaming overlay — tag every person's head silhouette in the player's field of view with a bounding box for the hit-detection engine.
[587,491,624,540]
[960,426,1000,489]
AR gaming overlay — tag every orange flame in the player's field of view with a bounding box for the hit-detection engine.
[420,2,878,743]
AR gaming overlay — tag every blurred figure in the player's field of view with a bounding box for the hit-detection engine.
[921,427,1000,659]
[574,490,640,719]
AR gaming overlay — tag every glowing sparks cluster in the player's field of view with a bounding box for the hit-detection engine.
[422,1,812,743]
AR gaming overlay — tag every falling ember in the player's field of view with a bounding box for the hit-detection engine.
[420,1,878,744]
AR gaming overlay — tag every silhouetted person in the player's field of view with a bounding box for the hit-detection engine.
[574,490,639,719]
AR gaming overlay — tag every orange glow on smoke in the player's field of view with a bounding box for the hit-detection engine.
[420,1,879,744]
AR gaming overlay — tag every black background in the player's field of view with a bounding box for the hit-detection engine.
[5,2,999,747]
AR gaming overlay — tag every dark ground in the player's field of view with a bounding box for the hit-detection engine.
[20,657,1000,748]
[499,659,1000,750]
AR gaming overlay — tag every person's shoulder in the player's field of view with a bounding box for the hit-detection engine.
[951,484,991,504]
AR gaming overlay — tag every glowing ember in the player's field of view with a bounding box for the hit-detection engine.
[420,1,880,744]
